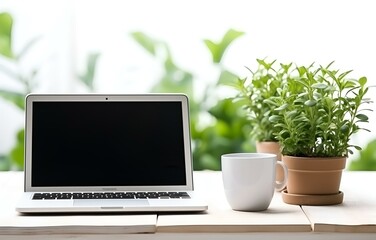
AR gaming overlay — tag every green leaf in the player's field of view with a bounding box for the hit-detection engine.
[279,129,290,138]
[203,39,217,60]
[78,52,100,91]
[10,128,24,169]
[0,154,11,171]
[353,145,362,151]
[269,115,281,122]
[349,139,376,170]
[151,56,194,98]
[256,58,276,70]
[275,103,288,111]
[359,76,367,87]
[263,98,279,106]
[130,32,158,56]
[0,90,25,109]
[311,83,327,89]
[340,124,349,133]
[304,99,317,107]
[286,110,298,119]
[338,70,353,80]
[343,79,357,89]
[204,29,244,63]
[280,62,293,73]
[356,114,368,121]
[218,70,238,85]
[297,66,308,77]
[163,53,176,72]
[0,12,14,58]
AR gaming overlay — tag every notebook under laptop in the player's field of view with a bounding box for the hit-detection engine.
[16,94,207,213]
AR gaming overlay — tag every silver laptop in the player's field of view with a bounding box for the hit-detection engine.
[16,94,207,213]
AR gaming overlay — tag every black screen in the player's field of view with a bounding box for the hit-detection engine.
[31,101,187,187]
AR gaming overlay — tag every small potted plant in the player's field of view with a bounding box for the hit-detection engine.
[266,61,372,205]
[232,59,292,185]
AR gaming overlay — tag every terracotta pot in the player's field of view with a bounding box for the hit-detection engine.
[256,141,281,160]
[256,141,284,185]
[282,155,346,195]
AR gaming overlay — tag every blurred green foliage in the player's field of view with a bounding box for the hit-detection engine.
[131,29,254,170]
[349,139,376,171]
[0,12,38,170]
[0,12,101,170]
[1,10,374,172]
[0,12,13,58]
[78,52,101,91]
[1,12,254,171]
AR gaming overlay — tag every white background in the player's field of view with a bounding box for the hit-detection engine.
[1,0,375,164]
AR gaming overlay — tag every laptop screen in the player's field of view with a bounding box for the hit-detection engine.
[30,100,188,187]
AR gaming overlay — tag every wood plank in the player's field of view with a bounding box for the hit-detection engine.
[157,171,311,232]
[302,171,376,233]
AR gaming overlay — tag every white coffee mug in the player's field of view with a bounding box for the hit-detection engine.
[221,153,288,211]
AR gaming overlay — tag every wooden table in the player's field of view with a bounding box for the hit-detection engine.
[0,171,375,239]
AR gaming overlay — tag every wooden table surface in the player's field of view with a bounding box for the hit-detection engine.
[0,170,375,239]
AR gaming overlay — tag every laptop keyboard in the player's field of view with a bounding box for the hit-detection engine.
[32,192,191,200]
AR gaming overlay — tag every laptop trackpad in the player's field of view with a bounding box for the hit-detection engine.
[73,199,150,207]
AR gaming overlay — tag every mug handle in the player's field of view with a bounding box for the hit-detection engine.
[275,161,288,192]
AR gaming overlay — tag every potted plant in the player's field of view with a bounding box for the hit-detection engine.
[267,61,372,205]
[232,59,292,184]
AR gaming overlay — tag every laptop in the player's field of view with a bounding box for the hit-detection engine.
[16,94,208,213]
